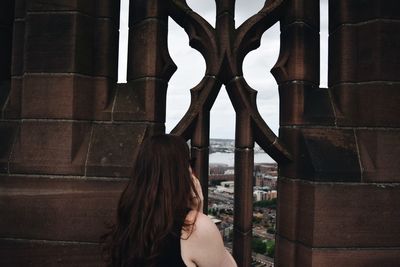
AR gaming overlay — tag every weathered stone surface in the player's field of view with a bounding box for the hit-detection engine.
[24,13,95,74]
[331,83,400,127]
[3,77,22,119]
[0,175,126,242]
[129,0,168,26]
[26,0,94,14]
[277,178,400,247]
[275,236,311,267]
[127,20,176,81]
[278,82,335,126]
[14,0,26,19]
[20,75,110,120]
[281,0,319,29]
[96,0,121,22]
[276,235,400,267]
[330,0,400,33]
[93,19,119,79]
[9,121,91,175]
[279,127,361,182]
[273,22,319,84]
[329,21,400,85]
[0,122,19,173]
[311,248,400,267]
[0,238,104,267]
[11,20,24,77]
[85,124,147,177]
[113,80,168,123]
[356,129,400,182]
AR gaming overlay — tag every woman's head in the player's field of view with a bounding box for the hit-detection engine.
[104,134,200,266]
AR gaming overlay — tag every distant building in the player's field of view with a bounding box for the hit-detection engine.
[253,190,268,201]
[216,181,235,194]
[253,190,277,202]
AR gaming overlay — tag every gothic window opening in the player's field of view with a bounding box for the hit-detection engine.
[118,0,130,83]
[320,0,329,88]
[165,1,291,266]
[166,17,205,133]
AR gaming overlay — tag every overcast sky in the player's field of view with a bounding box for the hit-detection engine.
[118,0,329,139]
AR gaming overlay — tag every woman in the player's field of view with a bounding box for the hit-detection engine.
[104,134,237,267]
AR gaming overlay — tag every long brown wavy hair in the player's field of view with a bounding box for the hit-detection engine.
[102,134,200,267]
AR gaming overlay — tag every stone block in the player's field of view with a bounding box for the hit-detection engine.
[96,0,121,22]
[301,128,360,181]
[129,0,168,26]
[74,77,112,121]
[331,83,400,127]
[279,127,361,182]
[11,20,24,77]
[277,179,400,247]
[281,0,319,30]
[9,121,91,175]
[276,177,300,240]
[0,80,10,113]
[276,235,400,267]
[113,79,168,123]
[0,238,104,267]
[0,121,19,173]
[275,235,297,267]
[356,129,400,182]
[311,248,400,267]
[0,175,127,242]
[85,124,147,177]
[93,19,119,79]
[127,20,176,81]
[272,22,319,84]
[111,83,144,121]
[330,0,400,33]
[329,21,400,85]
[3,77,22,119]
[276,178,315,244]
[279,127,315,179]
[24,13,95,75]
[278,82,335,126]
[20,74,111,120]
[26,0,94,15]
[14,0,26,19]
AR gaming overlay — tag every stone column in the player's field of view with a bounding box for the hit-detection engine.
[5,0,120,175]
[275,0,400,266]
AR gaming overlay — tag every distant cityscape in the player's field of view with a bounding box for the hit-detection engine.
[208,139,277,267]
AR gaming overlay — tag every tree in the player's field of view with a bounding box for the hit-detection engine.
[251,238,266,254]
[266,240,275,258]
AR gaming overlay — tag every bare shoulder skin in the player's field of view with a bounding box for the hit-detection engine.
[181,211,237,267]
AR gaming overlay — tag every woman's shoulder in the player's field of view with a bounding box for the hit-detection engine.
[182,210,226,251]
[181,210,237,267]
[183,210,219,239]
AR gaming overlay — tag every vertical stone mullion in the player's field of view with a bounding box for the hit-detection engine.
[273,0,322,126]
[233,111,254,267]
[127,0,176,123]
[191,109,210,214]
